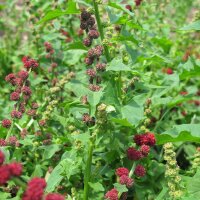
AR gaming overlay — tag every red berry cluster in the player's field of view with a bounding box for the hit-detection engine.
[125,5,132,12]
[162,68,173,75]
[105,188,118,200]
[79,10,107,125]
[44,42,55,58]
[60,28,72,43]
[2,57,39,129]
[34,131,52,145]
[22,56,39,70]
[79,10,106,92]
[105,167,133,200]
[116,168,133,188]
[44,42,59,74]
[105,132,156,199]
[22,177,65,200]
[135,0,143,6]
[82,113,95,127]
[0,150,22,185]
[127,132,155,176]
[80,10,99,47]
[84,43,105,91]
[0,136,19,147]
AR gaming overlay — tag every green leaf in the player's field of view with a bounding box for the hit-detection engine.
[0,192,11,199]
[108,2,134,17]
[155,187,168,200]
[31,165,43,177]
[114,183,128,193]
[111,118,133,127]
[179,20,200,31]
[125,45,139,63]
[121,99,144,127]
[106,7,121,23]
[87,90,104,116]
[156,124,200,144]
[112,35,138,45]
[43,144,61,160]
[184,169,200,199]
[38,1,79,24]
[53,114,69,127]
[66,41,87,50]
[46,159,67,192]
[106,58,131,71]
[88,182,105,192]
[179,58,200,80]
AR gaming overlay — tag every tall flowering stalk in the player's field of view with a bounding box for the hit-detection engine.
[79,3,112,199]
[163,143,182,199]
[2,56,39,141]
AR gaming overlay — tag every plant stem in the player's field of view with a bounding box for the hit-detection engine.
[6,122,14,140]
[12,177,26,189]
[92,0,111,62]
[83,138,95,200]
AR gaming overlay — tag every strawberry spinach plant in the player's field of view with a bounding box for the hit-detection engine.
[0,0,200,199]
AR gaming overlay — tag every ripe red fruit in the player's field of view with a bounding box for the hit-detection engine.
[127,147,143,160]
[10,92,20,101]
[0,165,11,185]
[134,165,146,177]
[22,177,46,200]
[11,110,22,119]
[8,162,23,176]
[8,136,19,147]
[32,102,39,109]
[166,68,173,75]
[86,69,96,77]
[83,38,92,47]
[2,119,12,128]
[88,29,99,39]
[82,113,92,124]
[140,145,150,157]
[135,0,143,6]
[119,175,134,188]
[89,84,101,92]
[18,70,29,80]
[181,110,187,116]
[23,57,39,70]
[180,91,188,96]
[105,188,118,200]
[0,139,7,146]
[94,45,103,57]
[5,73,16,85]
[96,63,106,71]
[134,133,156,146]
[39,119,46,126]
[22,86,32,96]
[84,57,94,65]
[125,5,132,12]
[115,167,129,177]
[45,193,65,200]
[0,151,5,165]
[27,109,37,116]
